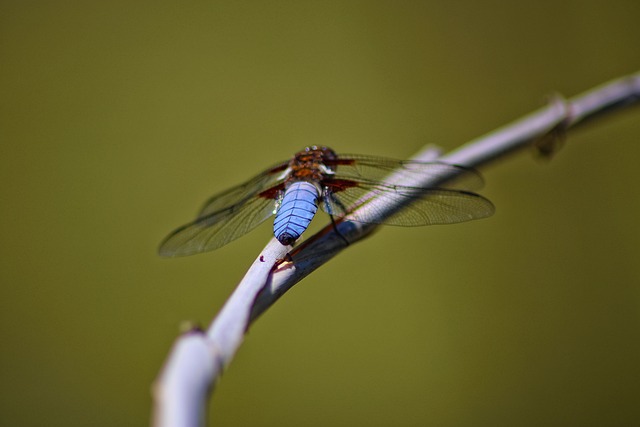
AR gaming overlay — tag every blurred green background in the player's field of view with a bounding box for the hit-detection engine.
[1,1,639,426]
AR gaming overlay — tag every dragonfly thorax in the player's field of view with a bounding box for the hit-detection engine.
[287,146,338,182]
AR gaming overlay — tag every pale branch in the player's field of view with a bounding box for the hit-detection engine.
[152,72,640,427]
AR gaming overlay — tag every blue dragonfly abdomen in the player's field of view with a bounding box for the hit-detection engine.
[273,181,320,245]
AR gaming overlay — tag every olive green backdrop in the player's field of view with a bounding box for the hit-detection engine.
[1,1,639,426]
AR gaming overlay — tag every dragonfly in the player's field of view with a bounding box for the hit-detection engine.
[158,146,494,257]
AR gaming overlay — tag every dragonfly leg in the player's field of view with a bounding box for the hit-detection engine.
[329,213,350,247]
[322,195,350,246]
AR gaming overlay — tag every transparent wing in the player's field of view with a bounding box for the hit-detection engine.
[321,181,494,226]
[327,155,485,191]
[197,160,289,218]
[159,195,278,257]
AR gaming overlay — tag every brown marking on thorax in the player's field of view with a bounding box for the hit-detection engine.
[287,146,338,183]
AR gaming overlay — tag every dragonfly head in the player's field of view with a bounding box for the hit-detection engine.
[300,146,337,161]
